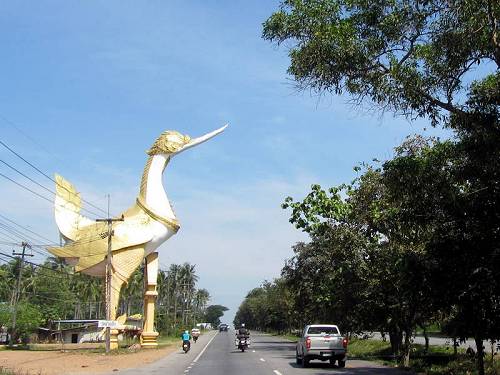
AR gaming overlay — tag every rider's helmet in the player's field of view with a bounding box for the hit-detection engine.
[185,330,189,334]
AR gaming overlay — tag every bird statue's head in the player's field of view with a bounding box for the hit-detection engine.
[147,125,228,157]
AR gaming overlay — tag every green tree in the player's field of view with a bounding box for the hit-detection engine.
[204,305,228,327]
[263,0,499,126]
[0,301,43,343]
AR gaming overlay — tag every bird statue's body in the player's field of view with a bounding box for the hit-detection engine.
[48,126,227,348]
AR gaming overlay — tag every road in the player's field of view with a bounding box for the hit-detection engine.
[108,330,409,375]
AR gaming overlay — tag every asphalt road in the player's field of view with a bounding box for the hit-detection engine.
[111,330,411,375]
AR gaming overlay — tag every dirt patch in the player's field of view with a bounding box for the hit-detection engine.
[0,344,175,375]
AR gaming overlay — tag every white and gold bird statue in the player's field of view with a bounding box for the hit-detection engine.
[48,125,227,348]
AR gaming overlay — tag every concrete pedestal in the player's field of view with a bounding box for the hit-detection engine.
[141,252,159,348]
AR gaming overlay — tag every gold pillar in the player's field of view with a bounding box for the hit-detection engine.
[141,252,159,348]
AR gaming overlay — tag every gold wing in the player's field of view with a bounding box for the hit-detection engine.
[53,174,94,241]
[48,204,154,272]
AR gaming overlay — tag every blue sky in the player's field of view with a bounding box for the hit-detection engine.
[0,1,451,324]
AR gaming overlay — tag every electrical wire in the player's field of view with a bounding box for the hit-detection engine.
[0,212,55,243]
[0,171,103,219]
[0,139,109,216]
[0,158,106,218]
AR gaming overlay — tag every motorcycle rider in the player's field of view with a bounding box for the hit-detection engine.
[181,330,191,351]
[237,323,249,339]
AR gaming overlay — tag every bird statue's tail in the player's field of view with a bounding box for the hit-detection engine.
[53,174,94,242]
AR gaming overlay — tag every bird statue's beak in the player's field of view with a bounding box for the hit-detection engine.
[175,124,228,155]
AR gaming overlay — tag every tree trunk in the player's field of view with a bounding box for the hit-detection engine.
[474,336,485,375]
[389,328,403,356]
[423,326,429,353]
[402,329,412,368]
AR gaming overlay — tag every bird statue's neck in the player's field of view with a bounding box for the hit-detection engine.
[139,154,176,220]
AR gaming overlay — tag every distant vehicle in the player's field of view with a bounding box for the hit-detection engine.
[219,324,229,332]
[296,324,348,368]
[191,328,200,342]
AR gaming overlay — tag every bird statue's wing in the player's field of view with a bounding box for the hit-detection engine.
[47,207,155,273]
[54,174,95,241]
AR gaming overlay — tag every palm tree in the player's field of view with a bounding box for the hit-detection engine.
[178,263,199,326]
[193,288,210,324]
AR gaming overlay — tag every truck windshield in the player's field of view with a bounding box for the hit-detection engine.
[307,326,339,335]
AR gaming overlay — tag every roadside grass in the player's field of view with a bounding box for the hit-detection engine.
[274,334,499,375]
[272,333,299,342]
[348,338,499,375]
[1,333,179,354]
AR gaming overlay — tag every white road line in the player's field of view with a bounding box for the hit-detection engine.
[260,358,266,362]
[193,331,218,363]
[273,371,283,375]
[252,350,256,353]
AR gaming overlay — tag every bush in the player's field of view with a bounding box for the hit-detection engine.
[0,302,43,343]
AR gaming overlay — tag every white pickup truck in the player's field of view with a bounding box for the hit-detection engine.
[296,324,348,368]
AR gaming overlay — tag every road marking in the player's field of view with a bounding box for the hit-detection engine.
[193,331,218,363]
[252,350,256,353]
[273,371,283,375]
[260,358,266,362]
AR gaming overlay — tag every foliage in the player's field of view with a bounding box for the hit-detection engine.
[204,305,228,327]
[263,0,499,126]
[0,257,211,341]
[0,301,43,342]
[234,281,293,333]
[263,2,499,374]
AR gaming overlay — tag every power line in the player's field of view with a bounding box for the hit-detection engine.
[1,158,109,220]
[0,171,103,218]
[0,212,56,243]
[0,139,109,216]
[0,229,21,243]
[0,221,42,245]
[1,158,56,197]
[0,251,72,278]
[0,115,64,165]
[0,222,53,257]
[0,173,106,219]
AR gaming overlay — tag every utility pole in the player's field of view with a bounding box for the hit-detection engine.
[96,195,123,353]
[10,241,33,345]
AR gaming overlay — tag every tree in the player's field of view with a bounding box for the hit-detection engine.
[0,301,43,343]
[204,305,228,327]
[264,2,499,373]
[263,0,499,126]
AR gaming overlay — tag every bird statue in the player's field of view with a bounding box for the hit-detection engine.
[48,125,227,348]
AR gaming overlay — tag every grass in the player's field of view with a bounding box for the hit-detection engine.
[274,333,499,374]
[348,338,499,375]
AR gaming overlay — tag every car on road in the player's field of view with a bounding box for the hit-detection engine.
[219,324,229,332]
[296,324,348,368]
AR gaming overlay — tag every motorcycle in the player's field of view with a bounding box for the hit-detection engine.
[193,335,198,343]
[182,341,190,353]
[235,336,250,352]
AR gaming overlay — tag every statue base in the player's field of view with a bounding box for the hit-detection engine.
[141,331,159,348]
[110,329,119,350]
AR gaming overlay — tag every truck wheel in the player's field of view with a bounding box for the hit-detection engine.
[295,351,303,365]
[302,356,310,368]
[338,360,346,368]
